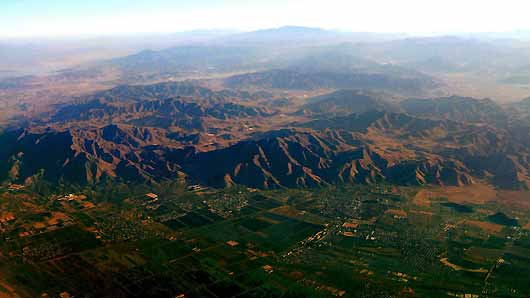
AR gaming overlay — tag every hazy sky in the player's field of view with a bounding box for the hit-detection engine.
[2,0,530,38]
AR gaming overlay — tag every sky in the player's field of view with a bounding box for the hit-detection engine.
[2,0,530,38]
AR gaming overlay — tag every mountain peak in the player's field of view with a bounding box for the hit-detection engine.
[259,25,328,33]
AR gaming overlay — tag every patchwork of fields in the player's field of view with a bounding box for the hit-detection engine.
[0,183,529,297]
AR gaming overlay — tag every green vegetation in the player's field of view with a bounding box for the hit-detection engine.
[0,183,529,297]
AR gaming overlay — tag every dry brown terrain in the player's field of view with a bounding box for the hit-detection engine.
[441,73,530,103]
[496,190,530,210]
[413,184,500,207]
[464,220,504,234]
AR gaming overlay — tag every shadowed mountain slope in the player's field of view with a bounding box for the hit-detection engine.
[400,96,509,125]
[1,109,527,189]
[300,89,398,116]
[224,68,442,96]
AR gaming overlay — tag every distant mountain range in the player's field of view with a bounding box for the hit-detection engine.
[2,25,530,82]
[63,30,487,90]
[215,26,406,45]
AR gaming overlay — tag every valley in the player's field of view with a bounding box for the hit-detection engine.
[0,182,529,297]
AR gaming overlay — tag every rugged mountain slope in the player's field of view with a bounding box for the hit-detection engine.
[0,125,474,189]
[52,97,273,129]
[224,68,442,95]
[2,109,527,190]
[302,111,530,189]
[400,96,509,125]
[1,78,528,190]
[300,89,397,116]
[48,82,275,132]
[80,81,222,103]
[0,125,190,185]
[302,110,465,137]
[509,97,530,123]
[69,81,272,106]
[179,129,475,189]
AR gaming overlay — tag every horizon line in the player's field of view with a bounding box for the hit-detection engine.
[2,25,530,41]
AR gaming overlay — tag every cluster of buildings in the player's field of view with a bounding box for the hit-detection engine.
[56,193,94,209]
[205,194,249,218]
